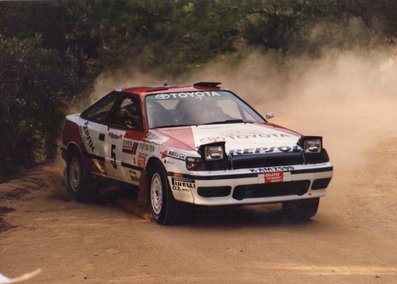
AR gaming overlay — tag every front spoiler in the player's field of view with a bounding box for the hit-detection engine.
[167,162,333,206]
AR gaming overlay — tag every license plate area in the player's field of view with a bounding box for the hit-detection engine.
[264,172,284,183]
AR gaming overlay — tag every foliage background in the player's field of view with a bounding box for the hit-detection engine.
[0,0,396,179]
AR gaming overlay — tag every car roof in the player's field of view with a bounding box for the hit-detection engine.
[121,82,223,97]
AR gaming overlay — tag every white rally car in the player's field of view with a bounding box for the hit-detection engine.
[61,82,333,225]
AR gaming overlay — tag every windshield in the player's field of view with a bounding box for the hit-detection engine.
[145,91,265,128]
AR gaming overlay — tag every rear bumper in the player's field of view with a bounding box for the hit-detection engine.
[168,162,333,206]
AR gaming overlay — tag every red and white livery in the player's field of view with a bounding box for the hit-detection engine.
[61,82,333,225]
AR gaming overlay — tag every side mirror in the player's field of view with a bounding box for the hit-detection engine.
[265,112,275,120]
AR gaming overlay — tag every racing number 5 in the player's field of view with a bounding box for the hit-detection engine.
[111,144,117,169]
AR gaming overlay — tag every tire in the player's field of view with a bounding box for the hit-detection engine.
[148,161,183,225]
[282,198,320,221]
[66,153,98,202]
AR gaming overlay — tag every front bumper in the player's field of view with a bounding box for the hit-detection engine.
[167,162,333,206]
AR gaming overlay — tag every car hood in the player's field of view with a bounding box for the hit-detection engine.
[155,123,302,154]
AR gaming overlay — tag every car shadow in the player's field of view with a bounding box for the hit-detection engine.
[50,184,315,228]
[183,204,315,228]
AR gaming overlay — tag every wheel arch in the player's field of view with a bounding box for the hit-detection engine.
[137,157,166,206]
[144,156,183,225]
[65,142,98,203]
[147,156,166,171]
[65,142,83,161]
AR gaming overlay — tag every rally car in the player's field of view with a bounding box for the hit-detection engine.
[61,82,333,225]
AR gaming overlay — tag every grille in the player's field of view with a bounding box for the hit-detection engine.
[230,152,304,170]
[197,186,231,197]
[233,180,310,200]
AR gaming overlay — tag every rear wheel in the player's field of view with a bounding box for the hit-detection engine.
[66,153,98,202]
[282,198,320,221]
[148,161,183,225]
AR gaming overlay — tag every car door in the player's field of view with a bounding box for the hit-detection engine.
[79,92,120,175]
[106,94,145,184]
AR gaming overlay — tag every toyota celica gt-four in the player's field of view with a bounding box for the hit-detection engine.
[61,82,333,225]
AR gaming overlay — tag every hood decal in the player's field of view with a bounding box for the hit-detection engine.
[191,123,300,153]
[155,127,196,151]
[153,123,301,154]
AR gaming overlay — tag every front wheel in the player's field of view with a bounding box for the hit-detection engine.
[148,161,183,225]
[66,153,98,202]
[282,198,320,221]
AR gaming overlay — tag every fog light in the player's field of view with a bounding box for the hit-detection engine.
[186,157,206,171]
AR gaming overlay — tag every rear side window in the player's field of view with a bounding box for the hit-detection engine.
[81,92,119,123]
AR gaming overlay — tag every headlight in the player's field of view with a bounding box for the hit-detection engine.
[199,142,226,161]
[298,136,322,153]
[186,142,227,171]
[204,145,224,160]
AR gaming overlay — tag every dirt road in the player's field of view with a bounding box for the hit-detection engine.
[1,52,397,283]
[0,132,396,283]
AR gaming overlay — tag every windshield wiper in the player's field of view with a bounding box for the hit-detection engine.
[153,120,250,128]
[154,123,196,129]
[203,119,247,125]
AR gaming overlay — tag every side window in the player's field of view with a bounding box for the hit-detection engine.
[110,95,143,131]
[81,92,119,123]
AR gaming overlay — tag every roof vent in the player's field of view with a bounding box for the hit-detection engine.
[193,82,222,88]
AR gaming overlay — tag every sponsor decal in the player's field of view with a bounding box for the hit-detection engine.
[160,150,168,159]
[145,132,169,144]
[122,140,139,154]
[171,177,195,191]
[154,91,222,100]
[138,152,148,157]
[160,150,187,161]
[138,155,146,167]
[108,132,123,140]
[264,172,284,183]
[111,144,117,169]
[229,146,301,155]
[199,133,292,143]
[139,143,155,153]
[81,121,95,152]
[249,166,294,174]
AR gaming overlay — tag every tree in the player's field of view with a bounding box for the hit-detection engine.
[0,34,80,176]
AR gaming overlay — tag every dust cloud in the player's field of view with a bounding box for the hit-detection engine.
[192,48,397,176]
[86,47,397,178]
